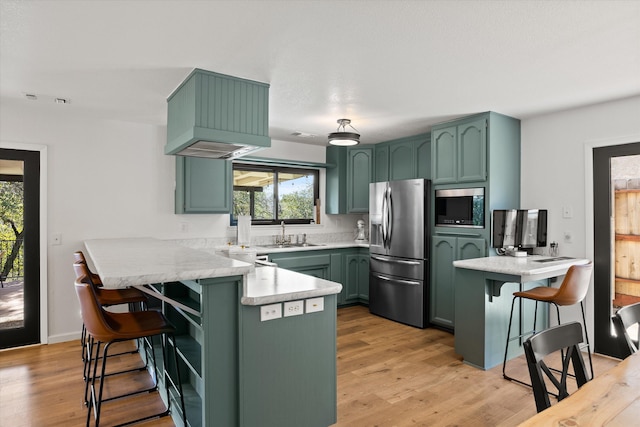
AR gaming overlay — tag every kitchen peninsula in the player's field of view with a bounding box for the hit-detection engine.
[453,255,590,370]
[84,238,342,427]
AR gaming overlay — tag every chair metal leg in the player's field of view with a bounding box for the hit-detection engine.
[580,301,594,380]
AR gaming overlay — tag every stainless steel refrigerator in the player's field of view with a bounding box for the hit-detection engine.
[369,178,430,328]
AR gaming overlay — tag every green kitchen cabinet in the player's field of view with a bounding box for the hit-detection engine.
[265,247,370,307]
[374,134,431,183]
[326,146,373,214]
[175,156,232,214]
[344,252,370,304]
[430,235,486,330]
[347,147,373,213]
[267,252,331,279]
[432,118,486,184]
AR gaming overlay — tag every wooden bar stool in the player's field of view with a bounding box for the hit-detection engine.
[503,262,594,386]
[75,278,187,427]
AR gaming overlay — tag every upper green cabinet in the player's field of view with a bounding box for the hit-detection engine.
[175,156,232,214]
[374,134,431,182]
[432,118,486,184]
[326,146,373,214]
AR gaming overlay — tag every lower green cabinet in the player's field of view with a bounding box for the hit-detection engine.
[430,236,486,329]
[267,247,370,307]
[344,252,370,304]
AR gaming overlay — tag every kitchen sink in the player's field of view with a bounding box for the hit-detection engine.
[260,243,325,249]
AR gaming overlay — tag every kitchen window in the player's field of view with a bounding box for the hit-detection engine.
[232,163,319,225]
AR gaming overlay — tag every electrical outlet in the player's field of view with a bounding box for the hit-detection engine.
[284,300,304,317]
[180,222,188,233]
[260,303,282,321]
[306,297,324,313]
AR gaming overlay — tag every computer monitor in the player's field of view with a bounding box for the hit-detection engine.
[492,209,548,249]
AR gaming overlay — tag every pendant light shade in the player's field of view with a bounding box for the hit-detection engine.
[328,119,360,146]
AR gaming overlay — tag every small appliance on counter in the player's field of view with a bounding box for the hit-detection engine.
[355,219,367,242]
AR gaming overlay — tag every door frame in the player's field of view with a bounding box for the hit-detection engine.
[0,141,48,345]
[584,133,640,356]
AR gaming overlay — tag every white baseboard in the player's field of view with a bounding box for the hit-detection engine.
[48,331,81,344]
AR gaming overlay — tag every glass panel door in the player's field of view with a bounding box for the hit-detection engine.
[0,149,40,349]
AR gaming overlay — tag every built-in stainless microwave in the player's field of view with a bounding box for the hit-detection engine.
[435,188,485,228]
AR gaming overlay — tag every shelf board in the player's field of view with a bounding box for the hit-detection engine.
[173,334,202,378]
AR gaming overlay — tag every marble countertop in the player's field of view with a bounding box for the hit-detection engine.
[241,266,342,305]
[453,255,590,281]
[252,241,369,254]
[84,237,343,306]
[84,238,253,288]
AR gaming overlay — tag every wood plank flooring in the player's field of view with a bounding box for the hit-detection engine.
[0,305,620,426]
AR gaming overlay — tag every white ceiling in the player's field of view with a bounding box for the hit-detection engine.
[1,0,639,146]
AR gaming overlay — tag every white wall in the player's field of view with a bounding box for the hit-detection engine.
[0,100,360,342]
[520,94,640,343]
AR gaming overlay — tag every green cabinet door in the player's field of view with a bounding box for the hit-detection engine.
[430,236,456,329]
[344,254,361,302]
[458,119,487,182]
[374,144,389,182]
[432,126,457,184]
[347,147,373,213]
[267,253,331,279]
[432,118,487,184]
[175,156,232,214]
[325,146,348,214]
[430,236,487,329]
[389,140,415,181]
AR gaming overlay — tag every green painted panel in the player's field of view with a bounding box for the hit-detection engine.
[457,237,486,260]
[176,156,232,213]
[240,295,337,427]
[345,254,360,301]
[325,146,348,214]
[415,137,431,179]
[458,119,487,182]
[199,277,243,427]
[374,144,389,182]
[357,255,370,301]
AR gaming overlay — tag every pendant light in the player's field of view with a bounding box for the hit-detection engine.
[328,118,360,146]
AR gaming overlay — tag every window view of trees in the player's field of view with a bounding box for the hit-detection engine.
[232,164,318,225]
[0,180,24,281]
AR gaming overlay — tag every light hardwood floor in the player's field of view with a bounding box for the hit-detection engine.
[0,305,619,426]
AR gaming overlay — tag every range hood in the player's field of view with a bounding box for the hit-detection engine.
[165,69,271,159]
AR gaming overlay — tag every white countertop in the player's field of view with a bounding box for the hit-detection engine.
[453,255,590,282]
[84,237,343,306]
[242,266,342,305]
[84,238,252,288]
[253,241,369,254]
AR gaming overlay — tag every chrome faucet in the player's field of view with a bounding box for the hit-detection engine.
[281,221,286,243]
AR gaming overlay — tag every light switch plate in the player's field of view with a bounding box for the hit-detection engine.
[306,297,324,313]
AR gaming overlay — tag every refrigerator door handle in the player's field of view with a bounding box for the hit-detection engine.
[387,186,393,247]
[381,187,388,247]
[371,255,421,266]
[372,273,421,286]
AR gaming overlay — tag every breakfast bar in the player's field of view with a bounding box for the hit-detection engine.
[84,237,342,427]
[453,255,590,370]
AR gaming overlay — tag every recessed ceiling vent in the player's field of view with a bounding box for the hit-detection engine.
[165,69,271,160]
